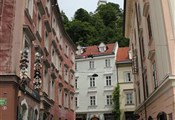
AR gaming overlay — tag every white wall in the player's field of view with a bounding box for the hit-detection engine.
[75,55,117,118]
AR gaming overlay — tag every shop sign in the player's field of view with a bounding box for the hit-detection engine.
[0,98,7,106]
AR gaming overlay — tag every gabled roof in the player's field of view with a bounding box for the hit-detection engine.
[76,43,116,59]
[116,47,130,62]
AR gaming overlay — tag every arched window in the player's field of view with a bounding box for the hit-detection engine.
[21,104,28,120]
[157,112,167,120]
[33,109,38,120]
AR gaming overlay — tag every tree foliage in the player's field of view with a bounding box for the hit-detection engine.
[61,2,129,47]
[112,84,120,120]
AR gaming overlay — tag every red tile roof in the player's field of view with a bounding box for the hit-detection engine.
[116,47,130,62]
[76,43,115,58]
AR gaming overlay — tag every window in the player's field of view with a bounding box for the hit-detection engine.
[64,66,68,82]
[143,72,149,98]
[90,96,96,106]
[168,113,173,120]
[70,95,74,110]
[106,76,112,86]
[75,62,77,70]
[37,13,42,36]
[43,65,49,95]
[90,77,95,87]
[75,78,78,89]
[26,0,33,18]
[59,88,62,106]
[46,0,50,14]
[99,47,105,52]
[65,45,68,56]
[126,92,133,104]
[70,72,74,86]
[64,92,68,108]
[24,33,31,78]
[152,62,157,88]
[147,14,152,40]
[89,61,94,69]
[75,97,78,107]
[139,34,145,59]
[51,45,56,65]
[125,72,132,82]
[45,31,49,51]
[71,52,74,62]
[50,77,55,100]
[106,95,112,105]
[105,59,111,67]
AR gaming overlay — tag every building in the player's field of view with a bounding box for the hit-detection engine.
[116,47,135,120]
[97,0,107,6]
[0,0,76,120]
[75,42,118,120]
[124,0,175,119]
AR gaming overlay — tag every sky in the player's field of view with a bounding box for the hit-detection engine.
[58,0,124,20]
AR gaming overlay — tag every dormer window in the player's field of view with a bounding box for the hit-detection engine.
[76,45,85,55]
[98,42,106,53]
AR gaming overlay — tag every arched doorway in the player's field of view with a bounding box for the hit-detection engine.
[157,112,167,120]
[91,116,99,120]
[148,116,153,120]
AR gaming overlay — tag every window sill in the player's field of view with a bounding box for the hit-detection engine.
[88,105,97,109]
[125,103,134,106]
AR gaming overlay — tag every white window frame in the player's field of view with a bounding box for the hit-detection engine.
[75,78,78,89]
[106,95,113,105]
[26,0,33,18]
[23,33,31,78]
[37,13,42,36]
[105,59,111,67]
[106,75,112,86]
[64,92,68,108]
[50,77,55,100]
[75,96,78,108]
[124,71,132,82]
[43,65,49,95]
[90,77,95,87]
[125,92,133,105]
[90,96,96,106]
[64,66,69,82]
[45,31,49,51]
[89,61,94,69]
[59,88,62,106]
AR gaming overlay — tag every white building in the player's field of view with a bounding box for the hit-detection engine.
[75,42,118,120]
[97,0,107,6]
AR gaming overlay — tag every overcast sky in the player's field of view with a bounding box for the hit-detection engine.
[58,0,124,20]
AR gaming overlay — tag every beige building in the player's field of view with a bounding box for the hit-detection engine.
[124,0,175,119]
[116,47,135,120]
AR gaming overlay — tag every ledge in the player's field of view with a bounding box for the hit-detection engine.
[23,25,35,41]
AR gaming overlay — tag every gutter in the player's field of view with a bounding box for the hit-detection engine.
[123,0,127,37]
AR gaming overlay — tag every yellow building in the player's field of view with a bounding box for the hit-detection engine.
[116,47,135,120]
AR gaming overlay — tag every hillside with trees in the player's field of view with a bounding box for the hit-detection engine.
[61,2,129,47]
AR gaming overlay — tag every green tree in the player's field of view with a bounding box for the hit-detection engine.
[66,20,97,46]
[112,84,120,120]
[62,3,129,47]
[74,8,91,22]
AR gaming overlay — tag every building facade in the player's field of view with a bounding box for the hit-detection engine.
[0,0,76,120]
[75,43,118,120]
[116,47,135,120]
[124,0,175,119]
